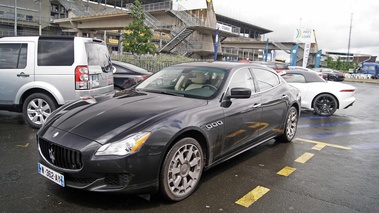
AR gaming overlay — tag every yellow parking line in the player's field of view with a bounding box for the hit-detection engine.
[277,166,296,177]
[295,152,314,164]
[235,186,270,208]
[295,138,352,150]
[312,143,326,151]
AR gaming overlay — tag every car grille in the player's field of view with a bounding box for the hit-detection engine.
[38,137,83,170]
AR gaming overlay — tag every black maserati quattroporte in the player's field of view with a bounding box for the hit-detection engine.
[37,61,301,201]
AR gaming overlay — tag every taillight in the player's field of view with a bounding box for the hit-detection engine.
[142,75,149,80]
[75,66,89,90]
[340,89,355,92]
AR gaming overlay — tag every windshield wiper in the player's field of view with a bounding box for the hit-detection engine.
[140,89,184,97]
[160,90,184,97]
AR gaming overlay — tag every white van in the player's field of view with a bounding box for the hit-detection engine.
[0,36,114,128]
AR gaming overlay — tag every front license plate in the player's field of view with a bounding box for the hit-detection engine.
[38,163,65,187]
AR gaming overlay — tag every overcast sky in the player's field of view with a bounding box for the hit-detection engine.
[213,0,379,59]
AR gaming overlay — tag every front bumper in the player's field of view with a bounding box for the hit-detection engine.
[37,132,164,194]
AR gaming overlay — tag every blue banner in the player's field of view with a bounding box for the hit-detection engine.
[314,49,322,68]
[214,27,220,61]
[290,44,299,66]
[264,39,269,62]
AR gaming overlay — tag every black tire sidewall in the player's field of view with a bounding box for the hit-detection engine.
[160,137,204,202]
[278,106,298,143]
[313,94,337,116]
[22,93,57,128]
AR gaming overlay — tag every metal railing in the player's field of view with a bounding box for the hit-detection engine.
[170,4,202,26]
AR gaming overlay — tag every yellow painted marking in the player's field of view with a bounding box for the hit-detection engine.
[277,166,296,177]
[246,122,269,132]
[295,138,352,150]
[312,143,326,151]
[226,129,246,138]
[235,186,270,208]
[16,143,29,148]
[295,152,314,164]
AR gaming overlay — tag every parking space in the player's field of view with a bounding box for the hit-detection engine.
[0,82,378,212]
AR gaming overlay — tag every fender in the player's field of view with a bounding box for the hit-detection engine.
[15,81,65,105]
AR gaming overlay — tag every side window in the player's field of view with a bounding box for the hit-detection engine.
[0,43,27,69]
[228,68,255,91]
[251,68,280,91]
[282,73,306,83]
[38,38,74,66]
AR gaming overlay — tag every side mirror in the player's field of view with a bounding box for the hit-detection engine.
[221,87,251,108]
[229,87,251,99]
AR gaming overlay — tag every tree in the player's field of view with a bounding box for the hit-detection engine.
[122,0,156,54]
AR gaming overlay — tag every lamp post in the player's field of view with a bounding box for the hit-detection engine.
[39,0,42,35]
[14,0,17,36]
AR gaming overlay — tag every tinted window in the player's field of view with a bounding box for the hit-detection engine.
[252,68,280,91]
[38,38,74,66]
[282,73,306,83]
[85,42,111,71]
[0,43,27,69]
[229,68,255,91]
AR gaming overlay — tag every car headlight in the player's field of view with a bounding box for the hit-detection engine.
[95,132,151,156]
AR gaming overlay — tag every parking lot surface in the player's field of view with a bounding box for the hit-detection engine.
[0,82,378,213]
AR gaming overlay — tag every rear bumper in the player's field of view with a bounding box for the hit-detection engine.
[76,84,115,100]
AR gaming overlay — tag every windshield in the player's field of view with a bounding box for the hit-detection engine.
[136,66,227,99]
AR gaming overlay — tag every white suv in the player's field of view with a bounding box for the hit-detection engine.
[0,36,114,128]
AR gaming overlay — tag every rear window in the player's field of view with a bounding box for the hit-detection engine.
[85,42,112,72]
[0,43,27,69]
[38,37,74,66]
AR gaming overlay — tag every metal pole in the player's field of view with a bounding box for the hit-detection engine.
[347,13,353,63]
[39,0,42,35]
[14,0,17,36]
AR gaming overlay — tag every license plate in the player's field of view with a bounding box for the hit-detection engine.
[91,75,100,88]
[38,163,65,187]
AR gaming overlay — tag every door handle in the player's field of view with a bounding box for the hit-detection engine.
[17,72,30,77]
[252,103,261,108]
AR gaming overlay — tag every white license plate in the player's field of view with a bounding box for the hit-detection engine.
[38,163,65,187]
[91,75,100,88]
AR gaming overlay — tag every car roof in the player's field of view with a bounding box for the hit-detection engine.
[283,69,326,82]
[112,60,151,74]
[170,61,271,71]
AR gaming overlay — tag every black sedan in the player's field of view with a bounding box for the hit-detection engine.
[112,60,152,92]
[313,68,345,81]
[36,62,301,202]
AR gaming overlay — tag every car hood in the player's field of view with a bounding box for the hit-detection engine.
[41,91,207,144]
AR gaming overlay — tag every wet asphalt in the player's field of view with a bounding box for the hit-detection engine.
[0,82,378,213]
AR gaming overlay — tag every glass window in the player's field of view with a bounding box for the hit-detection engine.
[252,68,280,91]
[228,68,255,91]
[137,66,227,99]
[85,42,112,72]
[282,73,306,83]
[38,38,74,66]
[0,43,27,69]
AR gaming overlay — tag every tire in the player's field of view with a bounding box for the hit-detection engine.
[276,106,298,143]
[22,93,57,129]
[313,94,337,116]
[160,138,204,202]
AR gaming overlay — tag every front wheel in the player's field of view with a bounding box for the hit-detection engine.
[160,138,204,202]
[276,106,298,143]
[313,94,337,116]
[22,93,57,129]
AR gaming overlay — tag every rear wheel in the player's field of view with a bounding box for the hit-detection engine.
[160,138,204,202]
[313,94,337,116]
[276,106,298,142]
[22,93,57,129]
